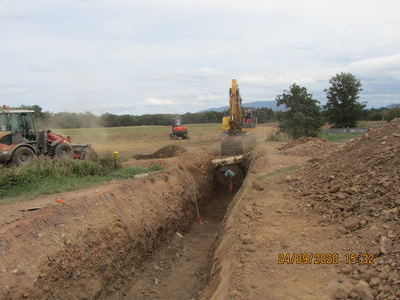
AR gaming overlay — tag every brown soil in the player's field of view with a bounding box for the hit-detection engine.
[200,144,366,299]
[135,145,188,159]
[0,151,213,299]
[114,190,234,300]
[279,136,339,157]
[291,118,400,299]
[122,156,181,170]
[1,121,396,300]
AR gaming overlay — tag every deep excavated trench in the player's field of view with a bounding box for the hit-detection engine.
[0,152,251,300]
[106,158,249,299]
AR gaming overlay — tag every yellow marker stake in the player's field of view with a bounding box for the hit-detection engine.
[113,151,120,168]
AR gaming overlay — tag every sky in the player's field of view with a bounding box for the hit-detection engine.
[0,0,399,115]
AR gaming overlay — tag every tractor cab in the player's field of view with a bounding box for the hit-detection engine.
[243,107,257,129]
[0,110,38,145]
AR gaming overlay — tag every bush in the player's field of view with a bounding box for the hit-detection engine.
[266,131,291,142]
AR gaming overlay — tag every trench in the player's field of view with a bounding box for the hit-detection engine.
[106,159,249,300]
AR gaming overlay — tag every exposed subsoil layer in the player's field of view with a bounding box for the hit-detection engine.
[113,189,235,299]
[135,145,187,159]
[0,151,215,299]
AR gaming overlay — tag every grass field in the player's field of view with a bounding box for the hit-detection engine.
[58,123,222,159]
[0,159,162,204]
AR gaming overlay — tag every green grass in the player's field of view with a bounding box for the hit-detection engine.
[0,159,163,204]
[256,165,298,181]
[56,123,219,136]
[319,132,364,142]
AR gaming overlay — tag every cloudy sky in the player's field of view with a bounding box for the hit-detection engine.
[0,0,399,115]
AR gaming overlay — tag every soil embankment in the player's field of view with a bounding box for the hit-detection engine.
[279,136,339,157]
[292,119,400,299]
[0,151,213,299]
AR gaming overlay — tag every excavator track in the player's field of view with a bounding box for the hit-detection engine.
[221,135,243,156]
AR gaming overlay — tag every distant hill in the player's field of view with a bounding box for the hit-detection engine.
[201,101,284,112]
[385,103,400,109]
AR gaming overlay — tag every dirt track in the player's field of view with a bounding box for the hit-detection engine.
[0,129,391,299]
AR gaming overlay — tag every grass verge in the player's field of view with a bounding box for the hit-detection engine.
[0,159,163,204]
[319,132,364,142]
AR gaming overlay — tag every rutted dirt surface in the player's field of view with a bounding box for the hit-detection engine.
[279,136,339,157]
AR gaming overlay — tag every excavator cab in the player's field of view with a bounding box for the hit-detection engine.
[243,107,257,129]
[220,80,257,156]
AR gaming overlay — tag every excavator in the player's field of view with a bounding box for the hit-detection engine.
[221,79,257,155]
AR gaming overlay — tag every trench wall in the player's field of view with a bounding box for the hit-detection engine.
[0,152,213,299]
[200,150,258,300]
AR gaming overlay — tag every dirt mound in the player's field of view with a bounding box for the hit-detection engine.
[136,145,187,159]
[292,119,400,298]
[279,137,338,157]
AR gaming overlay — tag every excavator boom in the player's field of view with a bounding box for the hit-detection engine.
[221,79,257,156]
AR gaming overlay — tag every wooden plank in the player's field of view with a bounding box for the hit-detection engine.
[211,155,244,167]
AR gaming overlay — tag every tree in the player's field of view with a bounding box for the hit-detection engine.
[276,83,323,139]
[324,72,365,128]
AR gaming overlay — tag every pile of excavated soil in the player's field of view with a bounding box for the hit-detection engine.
[135,145,187,159]
[279,137,339,157]
[291,119,400,299]
[0,151,213,299]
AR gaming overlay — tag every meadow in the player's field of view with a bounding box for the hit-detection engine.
[57,123,222,159]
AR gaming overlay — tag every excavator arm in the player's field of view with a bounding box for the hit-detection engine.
[221,79,257,156]
[222,79,243,134]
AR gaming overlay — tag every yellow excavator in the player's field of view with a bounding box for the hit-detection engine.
[221,79,257,155]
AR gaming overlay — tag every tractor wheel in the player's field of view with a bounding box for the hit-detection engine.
[11,147,35,166]
[54,143,73,159]
[81,146,98,160]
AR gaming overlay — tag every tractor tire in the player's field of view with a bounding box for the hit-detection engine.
[11,146,35,166]
[54,143,73,159]
[81,146,98,160]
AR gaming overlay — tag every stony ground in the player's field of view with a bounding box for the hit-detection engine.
[289,119,400,299]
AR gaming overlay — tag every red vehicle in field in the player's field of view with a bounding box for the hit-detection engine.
[170,118,189,140]
[0,108,96,166]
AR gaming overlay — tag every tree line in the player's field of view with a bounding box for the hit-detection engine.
[12,73,400,135]
[13,105,277,129]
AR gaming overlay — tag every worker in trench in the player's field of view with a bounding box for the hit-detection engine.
[222,167,236,193]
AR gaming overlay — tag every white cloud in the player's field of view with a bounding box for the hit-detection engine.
[0,0,399,113]
[348,54,400,79]
[146,98,176,106]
